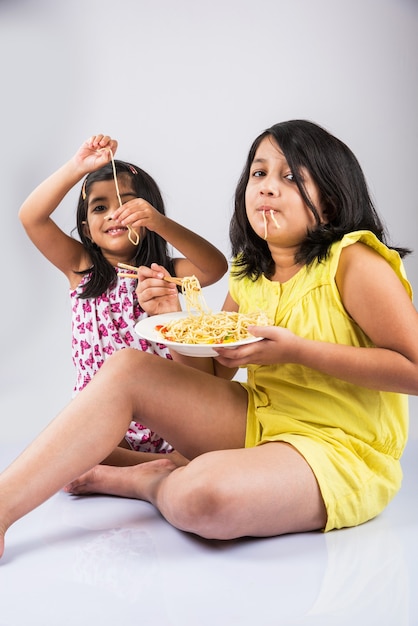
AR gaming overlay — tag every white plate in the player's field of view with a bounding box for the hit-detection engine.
[135,311,263,357]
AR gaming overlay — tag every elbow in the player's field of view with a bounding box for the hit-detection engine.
[399,367,418,396]
[214,256,229,281]
[18,204,30,228]
[410,376,418,397]
[407,359,418,395]
[200,256,229,287]
[17,206,25,225]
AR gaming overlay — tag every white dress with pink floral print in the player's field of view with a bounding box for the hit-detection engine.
[70,270,173,453]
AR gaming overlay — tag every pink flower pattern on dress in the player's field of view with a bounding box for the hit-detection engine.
[71,271,173,453]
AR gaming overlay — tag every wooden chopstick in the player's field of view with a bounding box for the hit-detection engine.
[163,276,184,286]
[118,272,138,279]
[118,262,138,272]
[117,263,183,286]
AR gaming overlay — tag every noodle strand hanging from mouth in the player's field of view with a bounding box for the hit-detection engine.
[263,210,268,239]
[262,210,280,240]
[270,209,280,229]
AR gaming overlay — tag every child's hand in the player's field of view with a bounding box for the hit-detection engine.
[112,199,165,234]
[136,263,181,317]
[214,325,301,368]
[74,134,118,174]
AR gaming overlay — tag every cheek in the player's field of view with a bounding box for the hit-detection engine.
[244,187,250,205]
[244,184,256,210]
[87,214,100,228]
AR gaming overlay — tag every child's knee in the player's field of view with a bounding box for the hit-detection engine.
[163,469,229,539]
[102,347,147,373]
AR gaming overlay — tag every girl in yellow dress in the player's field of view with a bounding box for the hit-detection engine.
[1,120,417,556]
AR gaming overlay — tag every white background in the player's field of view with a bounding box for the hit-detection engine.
[0,0,417,443]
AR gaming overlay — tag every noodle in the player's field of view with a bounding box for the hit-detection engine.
[156,310,270,345]
[108,149,140,246]
[155,274,271,345]
[181,275,210,314]
[270,209,280,229]
[263,210,280,240]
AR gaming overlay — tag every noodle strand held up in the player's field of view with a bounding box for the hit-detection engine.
[108,149,140,246]
[181,275,211,314]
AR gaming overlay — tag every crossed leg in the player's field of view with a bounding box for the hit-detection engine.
[0,348,327,556]
[66,442,327,539]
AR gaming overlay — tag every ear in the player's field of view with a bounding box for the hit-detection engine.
[320,197,337,225]
[81,220,92,240]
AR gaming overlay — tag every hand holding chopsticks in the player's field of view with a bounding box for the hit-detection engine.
[117,263,184,286]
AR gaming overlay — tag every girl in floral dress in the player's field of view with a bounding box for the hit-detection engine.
[19,134,227,465]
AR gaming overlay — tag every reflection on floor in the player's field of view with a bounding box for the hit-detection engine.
[0,437,417,626]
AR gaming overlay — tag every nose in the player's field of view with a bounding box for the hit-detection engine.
[259,175,280,196]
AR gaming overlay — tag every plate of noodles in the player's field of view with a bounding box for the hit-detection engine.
[135,311,267,357]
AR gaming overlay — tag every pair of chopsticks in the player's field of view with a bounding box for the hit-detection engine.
[117,262,184,286]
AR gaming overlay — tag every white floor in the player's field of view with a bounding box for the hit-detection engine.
[0,433,417,626]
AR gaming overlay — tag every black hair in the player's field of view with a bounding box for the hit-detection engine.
[230,119,411,280]
[75,160,175,298]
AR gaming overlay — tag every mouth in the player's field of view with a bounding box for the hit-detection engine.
[256,207,280,239]
[256,206,279,217]
[105,226,128,235]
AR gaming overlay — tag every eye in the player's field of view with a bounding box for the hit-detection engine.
[252,169,266,177]
[284,172,294,181]
[92,204,107,213]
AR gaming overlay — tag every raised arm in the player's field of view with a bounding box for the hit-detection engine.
[162,217,228,287]
[18,135,117,281]
[215,244,418,395]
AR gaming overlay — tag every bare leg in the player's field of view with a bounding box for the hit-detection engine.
[0,349,247,556]
[66,442,327,539]
[65,458,180,498]
[101,445,189,467]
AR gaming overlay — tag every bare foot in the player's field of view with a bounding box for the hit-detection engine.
[0,516,11,559]
[64,458,180,503]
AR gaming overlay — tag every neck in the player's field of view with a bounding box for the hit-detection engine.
[269,245,303,282]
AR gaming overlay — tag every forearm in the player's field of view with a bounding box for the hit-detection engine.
[293,338,418,395]
[159,218,228,285]
[19,159,85,228]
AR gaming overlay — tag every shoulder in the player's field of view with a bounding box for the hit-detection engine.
[335,231,411,298]
[336,240,412,329]
[326,230,410,294]
[336,241,387,297]
[338,239,381,271]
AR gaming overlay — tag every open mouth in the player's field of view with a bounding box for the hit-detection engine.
[106,226,128,235]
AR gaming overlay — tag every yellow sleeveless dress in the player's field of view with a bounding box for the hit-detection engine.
[230,231,412,531]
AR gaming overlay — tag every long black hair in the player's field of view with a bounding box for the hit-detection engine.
[75,160,175,298]
[230,119,410,280]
